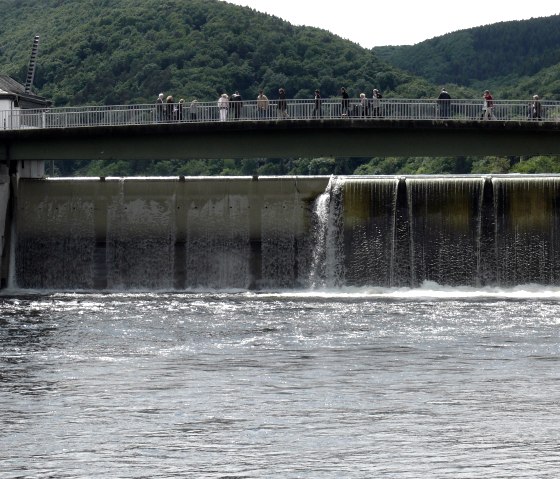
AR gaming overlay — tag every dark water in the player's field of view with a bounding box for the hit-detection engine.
[1,287,560,477]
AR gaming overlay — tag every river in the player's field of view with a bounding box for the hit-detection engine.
[1,286,559,477]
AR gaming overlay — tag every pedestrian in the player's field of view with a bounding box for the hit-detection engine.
[313,89,322,118]
[176,99,184,122]
[189,99,198,121]
[230,91,243,119]
[341,87,349,116]
[155,92,165,122]
[371,88,382,117]
[531,94,542,120]
[481,90,495,120]
[218,93,229,121]
[437,88,451,118]
[257,90,269,119]
[278,88,288,118]
[359,93,368,117]
[166,95,174,121]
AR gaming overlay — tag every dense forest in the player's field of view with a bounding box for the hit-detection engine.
[374,15,560,99]
[0,0,438,105]
[1,0,559,176]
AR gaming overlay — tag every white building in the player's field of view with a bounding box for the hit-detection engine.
[0,75,51,130]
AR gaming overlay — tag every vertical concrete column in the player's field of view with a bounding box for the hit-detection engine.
[0,167,11,288]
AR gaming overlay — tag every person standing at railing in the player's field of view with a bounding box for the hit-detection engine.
[189,99,198,121]
[371,89,382,117]
[341,87,349,117]
[155,93,165,122]
[166,95,174,121]
[437,88,451,118]
[359,93,368,117]
[230,91,243,119]
[176,99,185,122]
[218,93,229,121]
[313,89,322,118]
[257,90,269,119]
[530,95,542,120]
[278,88,288,118]
[481,90,496,120]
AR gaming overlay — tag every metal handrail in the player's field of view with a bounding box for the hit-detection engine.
[1,98,559,130]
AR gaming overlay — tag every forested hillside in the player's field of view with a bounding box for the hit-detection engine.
[1,1,559,175]
[375,15,560,99]
[0,0,435,106]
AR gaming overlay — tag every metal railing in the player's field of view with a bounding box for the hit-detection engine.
[2,98,559,130]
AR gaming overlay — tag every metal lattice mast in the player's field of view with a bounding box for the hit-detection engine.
[24,35,40,94]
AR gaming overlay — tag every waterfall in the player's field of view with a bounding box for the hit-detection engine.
[309,176,345,288]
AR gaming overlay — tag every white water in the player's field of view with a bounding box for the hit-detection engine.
[309,176,345,288]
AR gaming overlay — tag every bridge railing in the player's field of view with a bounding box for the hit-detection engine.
[2,98,559,130]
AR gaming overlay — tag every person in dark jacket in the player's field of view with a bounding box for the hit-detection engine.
[531,95,542,120]
[230,91,243,119]
[278,88,288,118]
[437,88,451,118]
[341,87,349,116]
[313,89,322,118]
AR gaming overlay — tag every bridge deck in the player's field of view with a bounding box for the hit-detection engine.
[2,98,560,160]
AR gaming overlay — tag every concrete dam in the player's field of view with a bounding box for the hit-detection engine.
[4,174,560,290]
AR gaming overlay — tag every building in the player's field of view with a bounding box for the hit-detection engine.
[0,74,51,130]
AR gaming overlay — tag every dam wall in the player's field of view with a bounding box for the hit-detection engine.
[14,176,328,290]
[10,175,560,290]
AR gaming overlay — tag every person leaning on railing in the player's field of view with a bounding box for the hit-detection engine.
[437,88,451,118]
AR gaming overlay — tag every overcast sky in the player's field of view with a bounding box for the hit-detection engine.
[224,1,559,48]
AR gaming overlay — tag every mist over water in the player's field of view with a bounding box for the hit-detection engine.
[1,289,559,477]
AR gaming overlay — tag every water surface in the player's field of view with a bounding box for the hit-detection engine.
[1,286,559,477]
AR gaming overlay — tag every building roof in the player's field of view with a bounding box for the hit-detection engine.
[0,75,26,94]
[0,74,51,107]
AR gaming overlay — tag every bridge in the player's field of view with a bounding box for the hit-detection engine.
[1,98,560,162]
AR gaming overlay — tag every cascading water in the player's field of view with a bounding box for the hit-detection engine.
[341,177,401,287]
[492,176,560,285]
[406,176,486,287]
[308,176,345,288]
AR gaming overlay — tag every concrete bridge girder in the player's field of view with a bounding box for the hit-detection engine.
[1,119,560,162]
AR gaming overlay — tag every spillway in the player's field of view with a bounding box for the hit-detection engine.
[9,175,560,290]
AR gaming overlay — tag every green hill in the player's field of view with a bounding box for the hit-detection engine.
[1,1,559,176]
[0,0,435,106]
[374,15,560,99]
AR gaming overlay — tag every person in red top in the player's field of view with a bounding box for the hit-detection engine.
[481,90,496,120]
